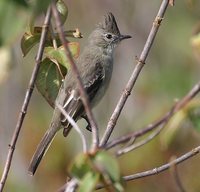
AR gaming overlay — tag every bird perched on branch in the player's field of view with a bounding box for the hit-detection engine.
[28,12,131,175]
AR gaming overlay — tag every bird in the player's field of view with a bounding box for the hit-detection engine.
[28,12,131,175]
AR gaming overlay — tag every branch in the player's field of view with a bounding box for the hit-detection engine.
[51,1,99,151]
[96,145,200,190]
[56,103,88,153]
[123,145,200,181]
[0,7,52,192]
[116,126,163,156]
[57,178,78,192]
[100,0,170,147]
[170,156,186,192]
[106,81,200,150]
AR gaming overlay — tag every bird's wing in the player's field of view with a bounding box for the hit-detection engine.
[61,64,104,136]
[84,64,105,101]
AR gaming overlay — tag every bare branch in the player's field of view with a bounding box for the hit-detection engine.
[116,126,163,156]
[95,145,200,190]
[106,109,174,149]
[0,7,52,192]
[123,145,200,181]
[106,81,200,150]
[57,178,78,192]
[170,156,186,192]
[100,0,170,147]
[51,1,99,150]
[49,21,58,49]
[56,103,87,153]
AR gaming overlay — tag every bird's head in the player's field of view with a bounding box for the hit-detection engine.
[88,12,131,51]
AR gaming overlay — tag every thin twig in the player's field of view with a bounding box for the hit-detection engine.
[100,0,170,147]
[123,145,200,181]
[51,1,99,151]
[106,109,174,149]
[170,156,186,192]
[56,103,87,152]
[57,178,78,192]
[96,145,200,190]
[116,88,198,155]
[106,81,200,150]
[116,125,163,156]
[49,21,58,49]
[55,30,83,39]
[0,7,52,192]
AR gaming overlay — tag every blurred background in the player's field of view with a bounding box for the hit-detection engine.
[1,0,200,191]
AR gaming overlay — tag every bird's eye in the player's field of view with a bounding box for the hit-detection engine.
[105,33,113,39]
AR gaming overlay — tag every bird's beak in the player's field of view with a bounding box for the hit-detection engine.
[119,34,132,41]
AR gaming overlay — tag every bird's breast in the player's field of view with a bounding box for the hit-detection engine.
[91,55,113,107]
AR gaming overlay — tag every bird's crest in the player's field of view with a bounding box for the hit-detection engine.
[98,12,120,35]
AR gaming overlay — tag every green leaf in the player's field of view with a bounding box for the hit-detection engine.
[45,42,80,68]
[70,154,92,179]
[78,172,99,192]
[56,0,68,25]
[114,182,124,192]
[35,43,79,106]
[69,151,124,191]
[21,27,43,56]
[93,151,121,184]
[21,26,59,56]
[36,58,67,107]
[0,0,28,46]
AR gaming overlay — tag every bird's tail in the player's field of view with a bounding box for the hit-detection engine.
[28,88,77,175]
[28,125,58,176]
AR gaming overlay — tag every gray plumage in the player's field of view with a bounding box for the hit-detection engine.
[28,12,131,175]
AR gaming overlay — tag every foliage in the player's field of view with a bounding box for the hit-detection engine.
[0,0,51,47]
[70,150,124,192]
[1,0,200,192]
[21,0,81,106]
